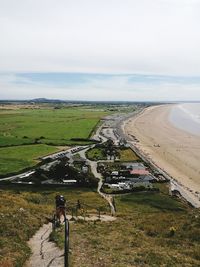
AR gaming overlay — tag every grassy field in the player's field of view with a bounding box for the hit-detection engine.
[0,185,107,267]
[53,188,200,267]
[0,107,108,147]
[0,106,109,175]
[0,144,59,176]
[86,147,107,161]
[86,147,139,161]
[119,148,139,161]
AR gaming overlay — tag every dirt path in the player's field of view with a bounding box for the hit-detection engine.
[79,148,116,215]
[25,214,116,267]
[90,160,116,215]
[25,223,64,267]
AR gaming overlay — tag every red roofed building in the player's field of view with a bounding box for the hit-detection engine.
[130,169,149,175]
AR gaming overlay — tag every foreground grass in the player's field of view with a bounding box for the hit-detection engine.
[54,188,200,267]
[0,185,107,267]
[0,144,59,176]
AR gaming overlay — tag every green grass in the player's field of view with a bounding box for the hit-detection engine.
[0,108,108,147]
[0,185,107,267]
[86,147,107,161]
[0,144,58,176]
[86,147,139,161]
[119,148,139,161]
[0,106,110,175]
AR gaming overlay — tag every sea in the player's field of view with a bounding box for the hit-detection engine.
[169,103,200,137]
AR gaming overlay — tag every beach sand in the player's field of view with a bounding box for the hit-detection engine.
[124,104,200,203]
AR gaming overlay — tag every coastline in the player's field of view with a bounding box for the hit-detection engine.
[124,104,200,207]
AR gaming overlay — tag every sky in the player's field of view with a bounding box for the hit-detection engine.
[0,0,200,101]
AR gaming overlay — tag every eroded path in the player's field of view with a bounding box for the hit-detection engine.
[25,223,64,267]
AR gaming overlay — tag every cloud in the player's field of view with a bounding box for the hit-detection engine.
[0,0,200,75]
[0,1,200,100]
[0,73,200,101]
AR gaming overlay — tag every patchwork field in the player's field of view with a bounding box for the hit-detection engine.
[0,106,109,175]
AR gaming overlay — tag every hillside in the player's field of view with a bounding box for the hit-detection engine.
[0,184,200,267]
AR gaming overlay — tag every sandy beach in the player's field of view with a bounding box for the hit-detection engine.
[124,104,200,206]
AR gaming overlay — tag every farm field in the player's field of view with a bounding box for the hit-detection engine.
[0,106,110,175]
[0,107,109,147]
[0,144,58,176]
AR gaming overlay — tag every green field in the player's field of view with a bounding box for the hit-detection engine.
[0,144,59,175]
[0,107,108,147]
[0,106,109,175]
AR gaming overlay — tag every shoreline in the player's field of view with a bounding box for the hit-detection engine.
[123,104,200,208]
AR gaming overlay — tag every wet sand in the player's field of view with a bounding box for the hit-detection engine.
[125,105,200,205]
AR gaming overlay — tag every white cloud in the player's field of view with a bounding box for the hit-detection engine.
[0,0,200,75]
[0,0,200,100]
[0,73,200,101]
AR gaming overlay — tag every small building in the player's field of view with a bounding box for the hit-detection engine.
[107,184,121,189]
[130,169,150,176]
[111,171,119,176]
[82,166,89,174]
[62,179,77,185]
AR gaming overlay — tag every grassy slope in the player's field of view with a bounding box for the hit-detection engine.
[0,186,107,267]
[54,188,200,267]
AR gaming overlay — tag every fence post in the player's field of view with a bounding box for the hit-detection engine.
[71,208,74,220]
[64,216,69,267]
[98,208,101,219]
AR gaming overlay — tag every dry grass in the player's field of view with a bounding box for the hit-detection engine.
[54,187,200,267]
[119,148,139,161]
[1,184,200,267]
[0,185,107,267]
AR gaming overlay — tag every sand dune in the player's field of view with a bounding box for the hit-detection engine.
[125,105,200,204]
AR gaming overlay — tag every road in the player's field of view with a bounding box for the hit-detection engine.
[78,147,116,215]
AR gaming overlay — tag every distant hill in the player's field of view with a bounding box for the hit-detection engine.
[31,98,64,103]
